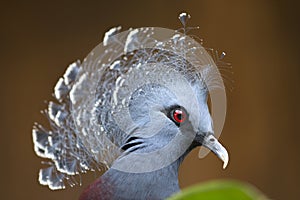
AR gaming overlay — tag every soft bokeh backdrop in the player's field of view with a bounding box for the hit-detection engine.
[1,0,299,199]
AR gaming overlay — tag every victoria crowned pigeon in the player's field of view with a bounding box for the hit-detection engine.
[32,13,229,200]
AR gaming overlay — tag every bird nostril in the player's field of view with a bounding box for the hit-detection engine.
[209,138,215,142]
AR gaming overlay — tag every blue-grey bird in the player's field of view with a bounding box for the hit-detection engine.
[32,13,229,200]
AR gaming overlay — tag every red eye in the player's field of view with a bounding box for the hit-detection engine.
[172,109,187,124]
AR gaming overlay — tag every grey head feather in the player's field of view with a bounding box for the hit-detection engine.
[32,25,227,191]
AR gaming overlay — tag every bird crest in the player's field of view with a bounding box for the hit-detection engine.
[32,13,229,190]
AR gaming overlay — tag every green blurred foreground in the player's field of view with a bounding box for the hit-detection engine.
[168,180,269,200]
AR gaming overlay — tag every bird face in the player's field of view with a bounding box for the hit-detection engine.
[111,59,228,173]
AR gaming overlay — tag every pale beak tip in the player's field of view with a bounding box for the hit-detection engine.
[221,152,229,169]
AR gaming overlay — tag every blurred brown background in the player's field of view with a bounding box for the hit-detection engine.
[1,0,299,199]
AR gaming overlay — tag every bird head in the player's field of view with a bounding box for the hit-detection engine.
[33,25,229,190]
[90,28,229,173]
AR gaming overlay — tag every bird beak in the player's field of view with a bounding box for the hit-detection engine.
[201,134,229,169]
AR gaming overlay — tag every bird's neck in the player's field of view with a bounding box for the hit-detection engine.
[80,152,188,200]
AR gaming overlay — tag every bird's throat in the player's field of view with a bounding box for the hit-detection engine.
[79,154,186,200]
